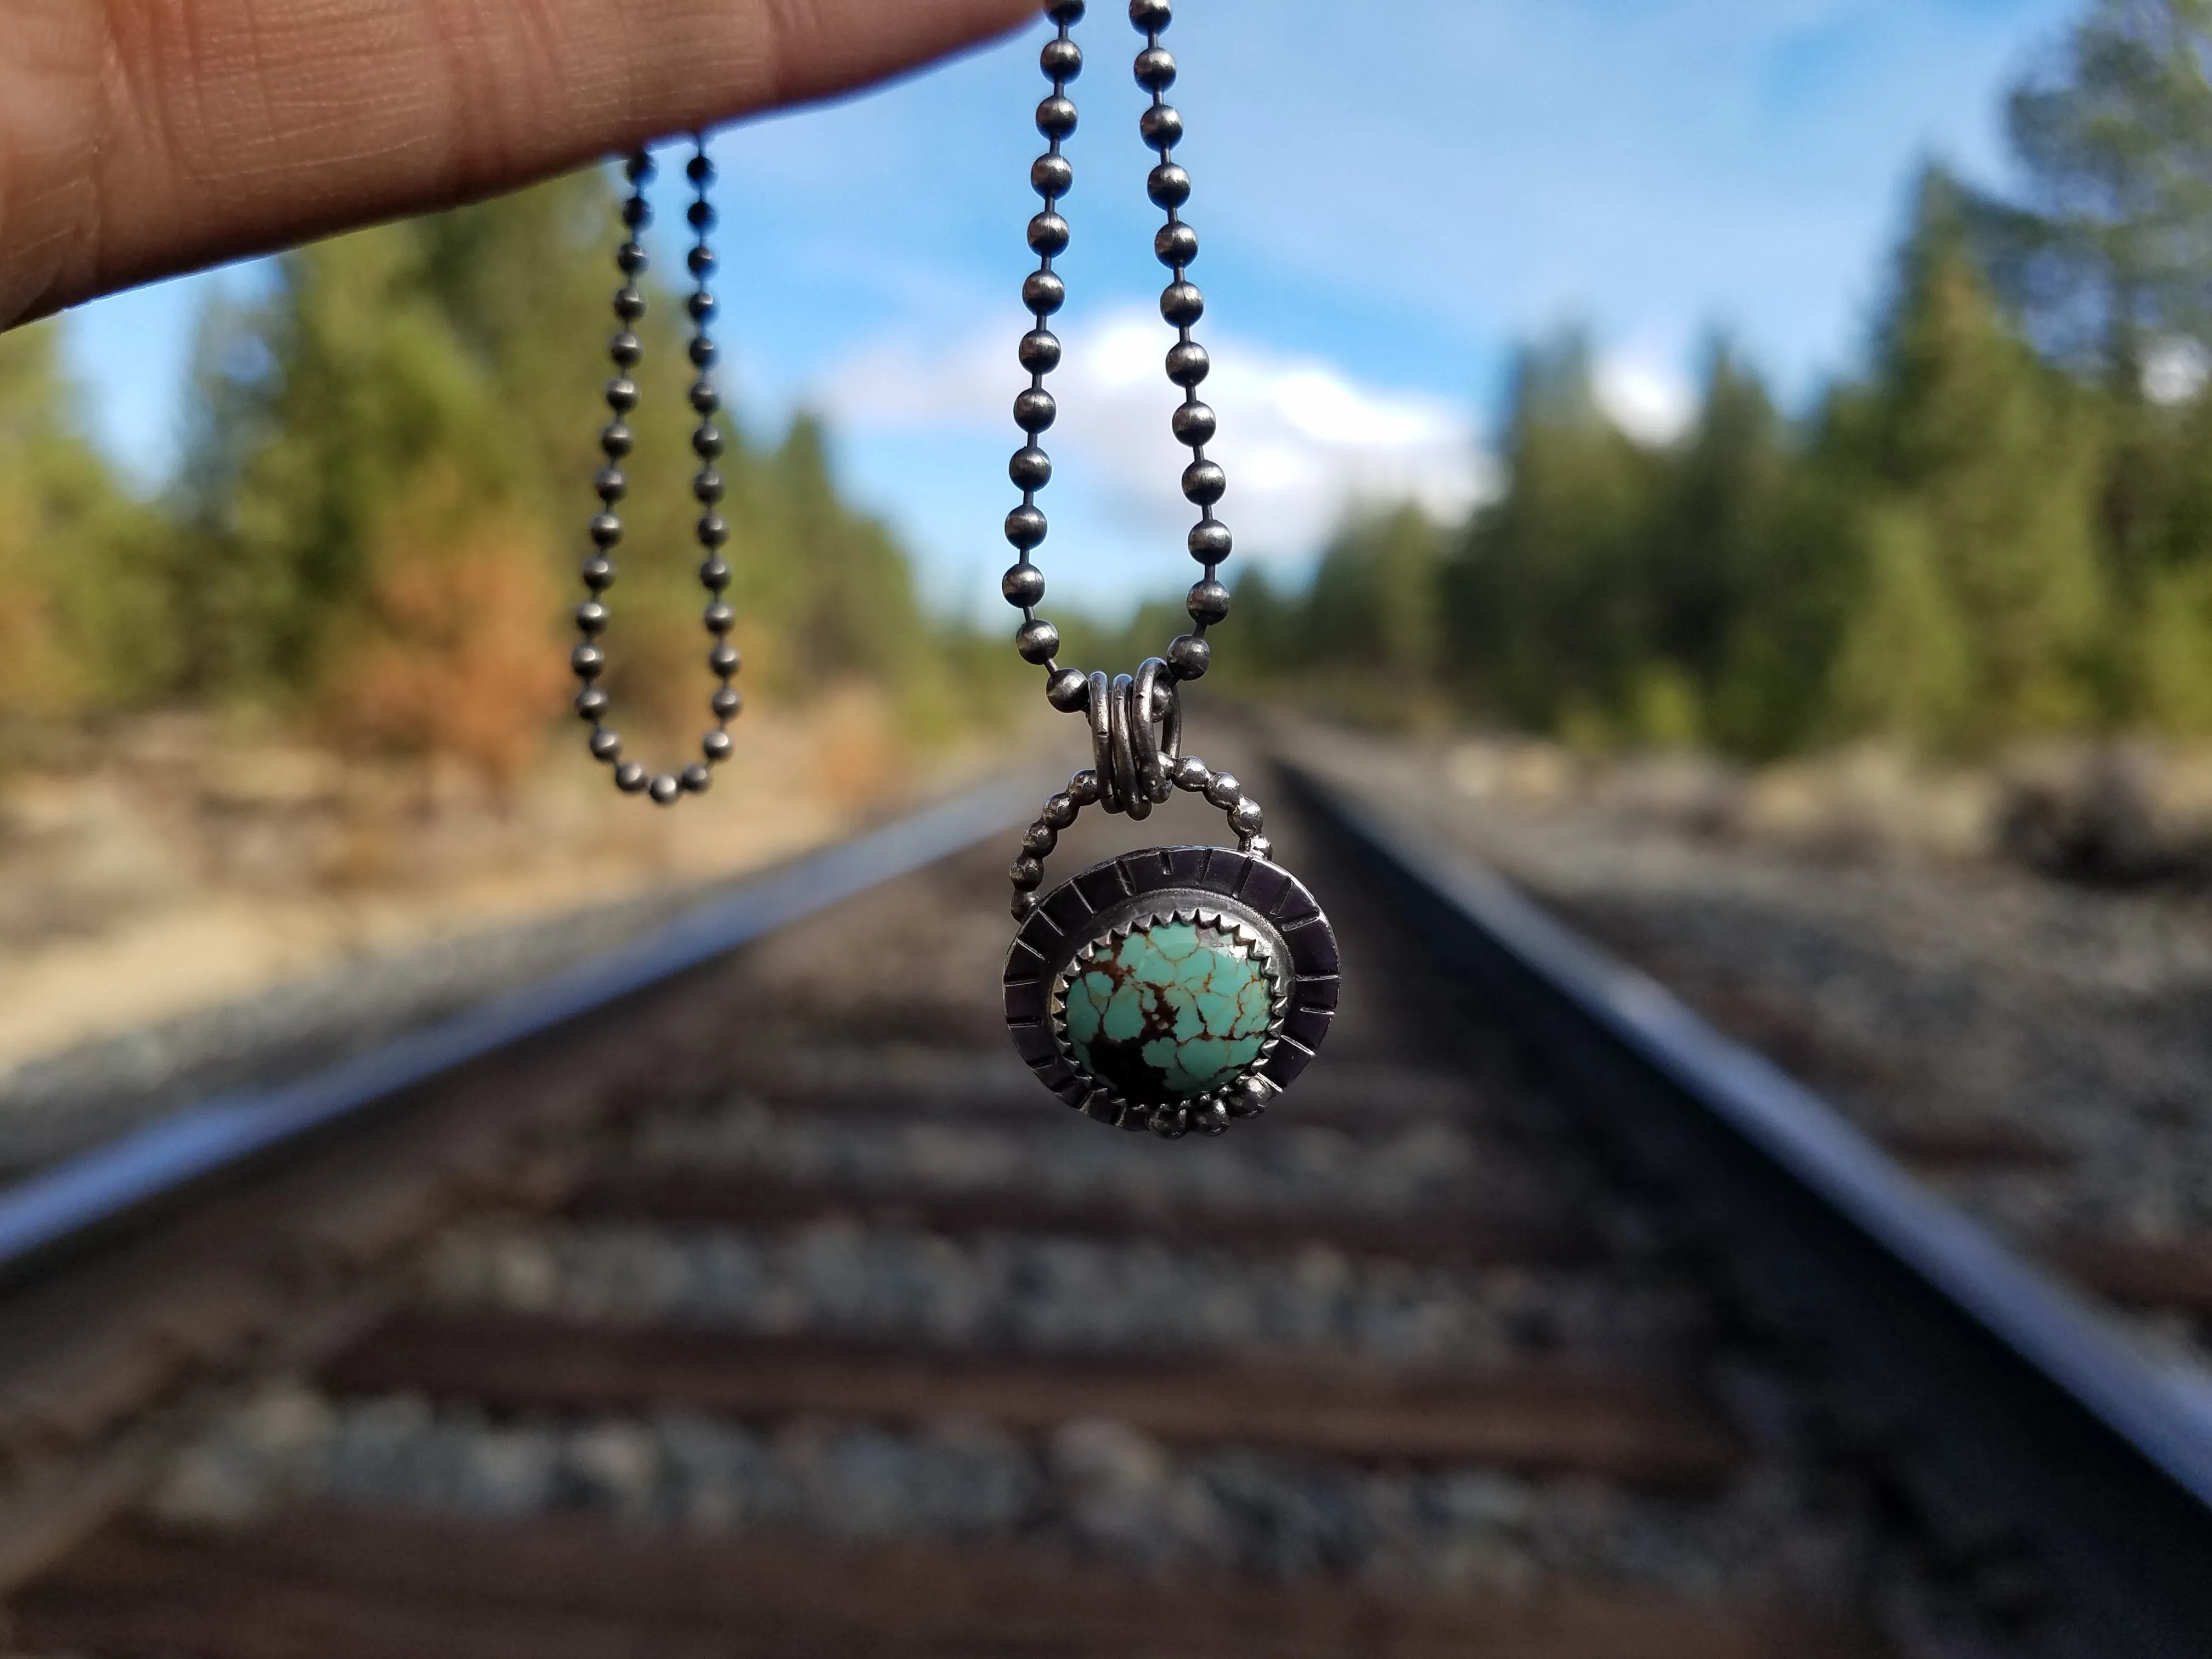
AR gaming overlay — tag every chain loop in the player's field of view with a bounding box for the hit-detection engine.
[1002,0,1229,804]
[1009,753,1272,922]
[571,136,741,806]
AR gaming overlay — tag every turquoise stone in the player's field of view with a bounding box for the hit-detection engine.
[1060,918,1274,1102]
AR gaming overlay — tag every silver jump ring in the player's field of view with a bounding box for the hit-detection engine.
[1108,673,1149,822]
[1132,658,1176,804]
[1087,670,1120,813]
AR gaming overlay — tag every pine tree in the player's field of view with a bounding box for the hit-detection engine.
[0,323,170,732]
[1826,169,2109,751]
[1443,332,1663,743]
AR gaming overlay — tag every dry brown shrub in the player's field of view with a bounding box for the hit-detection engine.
[320,472,567,792]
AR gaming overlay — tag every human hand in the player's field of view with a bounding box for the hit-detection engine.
[2,0,1039,328]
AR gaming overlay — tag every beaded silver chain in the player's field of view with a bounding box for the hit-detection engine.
[1002,0,1272,923]
[568,137,742,806]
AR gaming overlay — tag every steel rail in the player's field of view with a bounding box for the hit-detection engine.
[0,773,1046,1291]
[1282,758,2212,1659]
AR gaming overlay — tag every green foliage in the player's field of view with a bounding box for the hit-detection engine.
[0,323,168,727]
[1973,0,2212,385]
[150,168,975,777]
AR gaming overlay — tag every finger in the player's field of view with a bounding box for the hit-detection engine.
[3,0,1042,326]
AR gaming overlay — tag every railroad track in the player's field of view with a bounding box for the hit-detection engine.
[0,755,2206,1657]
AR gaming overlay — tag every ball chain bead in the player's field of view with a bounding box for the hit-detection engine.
[1173,755,1212,792]
[1019,330,1063,373]
[1130,0,1172,29]
[1135,47,1177,90]
[1229,798,1264,836]
[1187,579,1230,624]
[575,687,611,720]
[1011,853,1045,891]
[1046,667,1090,711]
[704,602,735,635]
[1171,402,1216,446]
[1011,446,1053,489]
[1023,271,1068,315]
[588,517,622,550]
[1160,281,1204,325]
[1041,793,1080,830]
[1036,97,1079,139]
[1028,212,1071,256]
[1041,37,1084,78]
[703,730,734,763]
[600,422,633,456]
[712,686,744,719]
[1015,389,1058,432]
[595,467,627,501]
[1070,769,1103,805]
[589,729,623,761]
[583,552,617,585]
[1003,563,1047,607]
[610,331,642,366]
[690,381,720,414]
[1147,165,1193,210]
[613,286,646,321]
[1181,461,1227,505]
[1189,520,1232,562]
[680,763,712,794]
[698,516,729,549]
[575,601,609,634]
[615,762,647,793]
[605,377,639,411]
[1016,619,1061,664]
[1006,505,1048,550]
[692,426,724,459]
[709,644,741,678]
[571,644,605,679]
[1046,0,1085,21]
[695,470,724,503]
[617,241,647,274]
[1139,105,1183,151]
[699,557,731,590]
[1166,341,1211,385]
[1155,223,1199,267]
[1205,771,1241,809]
[1023,822,1058,856]
[1032,154,1074,198]
[649,774,681,805]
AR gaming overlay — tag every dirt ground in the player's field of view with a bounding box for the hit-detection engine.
[0,693,1041,1173]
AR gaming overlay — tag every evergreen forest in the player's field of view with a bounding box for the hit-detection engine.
[10,0,2212,772]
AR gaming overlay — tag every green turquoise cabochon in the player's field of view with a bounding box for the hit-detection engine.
[1003,846,1340,1135]
[1058,916,1279,1103]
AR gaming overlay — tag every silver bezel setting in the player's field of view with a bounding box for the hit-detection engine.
[1048,905,1291,1122]
[1004,845,1340,1140]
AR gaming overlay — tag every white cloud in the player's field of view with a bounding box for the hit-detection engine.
[819,307,1488,563]
[1594,353,1699,446]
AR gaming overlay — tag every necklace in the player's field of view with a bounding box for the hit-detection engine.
[996,0,1340,1139]
[567,4,1339,1141]
[568,137,741,808]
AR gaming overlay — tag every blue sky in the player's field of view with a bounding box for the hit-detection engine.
[63,0,2083,619]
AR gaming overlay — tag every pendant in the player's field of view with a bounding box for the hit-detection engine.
[1002,762,1339,1139]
